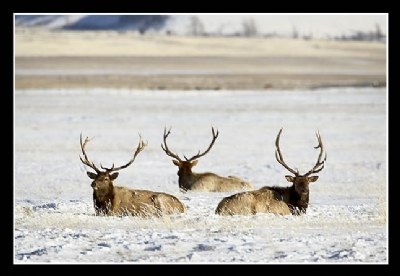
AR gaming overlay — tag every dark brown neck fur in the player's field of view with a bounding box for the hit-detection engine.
[268,185,309,215]
[93,187,115,215]
[178,171,199,192]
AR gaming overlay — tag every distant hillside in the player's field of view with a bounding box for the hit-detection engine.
[15,15,188,34]
[15,15,85,28]
[63,15,170,31]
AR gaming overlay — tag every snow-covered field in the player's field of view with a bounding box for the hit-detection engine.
[14,87,387,263]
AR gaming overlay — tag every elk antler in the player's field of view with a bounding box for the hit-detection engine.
[161,127,183,162]
[275,128,299,175]
[102,134,148,172]
[79,133,101,173]
[184,127,219,162]
[304,130,327,176]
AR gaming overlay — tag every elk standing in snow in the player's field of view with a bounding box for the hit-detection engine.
[161,127,253,192]
[80,133,186,217]
[215,128,327,216]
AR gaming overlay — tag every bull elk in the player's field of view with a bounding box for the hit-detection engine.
[79,133,186,217]
[161,127,253,192]
[216,128,327,216]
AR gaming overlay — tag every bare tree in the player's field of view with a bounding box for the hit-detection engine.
[292,25,299,39]
[375,23,383,41]
[242,18,258,37]
[189,16,205,36]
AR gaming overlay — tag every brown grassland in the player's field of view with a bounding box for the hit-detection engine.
[15,28,386,90]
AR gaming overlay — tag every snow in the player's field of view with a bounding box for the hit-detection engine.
[14,87,387,263]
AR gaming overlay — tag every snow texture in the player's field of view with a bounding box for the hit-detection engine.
[14,88,387,263]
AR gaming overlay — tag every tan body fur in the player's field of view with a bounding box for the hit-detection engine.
[215,187,291,216]
[176,166,253,192]
[94,186,186,217]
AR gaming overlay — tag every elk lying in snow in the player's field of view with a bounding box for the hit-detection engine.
[79,133,186,217]
[161,127,253,192]
[215,128,327,216]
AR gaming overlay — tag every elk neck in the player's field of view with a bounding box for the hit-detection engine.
[178,171,197,191]
[93,184,115,210]
[288,184,309,214]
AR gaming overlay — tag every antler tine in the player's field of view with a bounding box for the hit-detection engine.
[100,162,115,171]
[161,126,183,162]
[79,133,101,173]
[186,126,219,162]
[275,128,299,175]
[183,150,200,161]
[108,134,148,172]
[305,130,327,176]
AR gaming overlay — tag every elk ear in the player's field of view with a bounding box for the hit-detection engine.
[285,175,294,182]
[110,172,119,180]
[87,172,97,179]
[172,160,181,166]
[191,160,198,167]
[308,176,319,182]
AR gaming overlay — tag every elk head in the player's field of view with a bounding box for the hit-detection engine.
[79,133,147,196]
[161,126,219,176]
[275,128,327,211]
